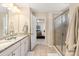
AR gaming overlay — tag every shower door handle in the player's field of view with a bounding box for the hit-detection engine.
[61,32,64,51]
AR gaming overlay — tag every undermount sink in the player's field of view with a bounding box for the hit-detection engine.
[0,35,26,45]
[0,40,7,44]
[0,39,15,49]
[0,37,16,44]
[6,36,16,40]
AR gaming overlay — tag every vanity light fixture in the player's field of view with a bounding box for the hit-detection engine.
[1,3,20,13]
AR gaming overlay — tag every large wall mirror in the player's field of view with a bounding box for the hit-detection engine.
[0,6,8,38]
[0,3,30,41]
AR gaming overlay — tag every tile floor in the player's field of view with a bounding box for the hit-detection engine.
[27,39,60,56]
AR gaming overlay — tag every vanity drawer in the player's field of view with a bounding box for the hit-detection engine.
[0,41,20,56]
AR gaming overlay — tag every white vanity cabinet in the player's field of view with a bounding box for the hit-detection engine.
[25,37,30,55]
[20,36,30,56]
[20,38,26,56]
[0,40,21,56]
[12,46,21,56]
[8,46,21,56]
[0,35,31,56]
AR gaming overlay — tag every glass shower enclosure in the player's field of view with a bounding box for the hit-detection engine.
[54,10,69,55]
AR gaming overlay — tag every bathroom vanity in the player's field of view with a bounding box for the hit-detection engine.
[0,4,32,56]
[0,34,31,56]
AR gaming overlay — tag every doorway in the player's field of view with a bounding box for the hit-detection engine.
[36,19,46,45]
[36,19,45,39]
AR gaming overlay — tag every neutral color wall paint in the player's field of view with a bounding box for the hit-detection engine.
[46,13,54,47]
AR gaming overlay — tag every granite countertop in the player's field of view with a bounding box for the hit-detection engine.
[0,34,30,53]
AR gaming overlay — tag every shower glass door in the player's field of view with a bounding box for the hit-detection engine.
[54,11,69,55]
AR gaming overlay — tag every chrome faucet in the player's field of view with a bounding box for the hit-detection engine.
[5,31,16,40]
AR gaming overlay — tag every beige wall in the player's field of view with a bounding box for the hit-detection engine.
[46,13,54,47]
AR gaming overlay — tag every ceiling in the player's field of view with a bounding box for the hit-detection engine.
[0,3,69,13]
[16,3,69,13]
[0,6,8,13]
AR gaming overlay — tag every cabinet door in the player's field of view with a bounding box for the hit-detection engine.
[0,42,20,56]
[28,36,31,51]
[25,36,31,56]
[12,46,21,56]
[20,43,25,56]
[8,42,21,56]
[25,38,28,55]
[21,37,28,56]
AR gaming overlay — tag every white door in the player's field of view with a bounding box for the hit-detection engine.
[31,14,37,50]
